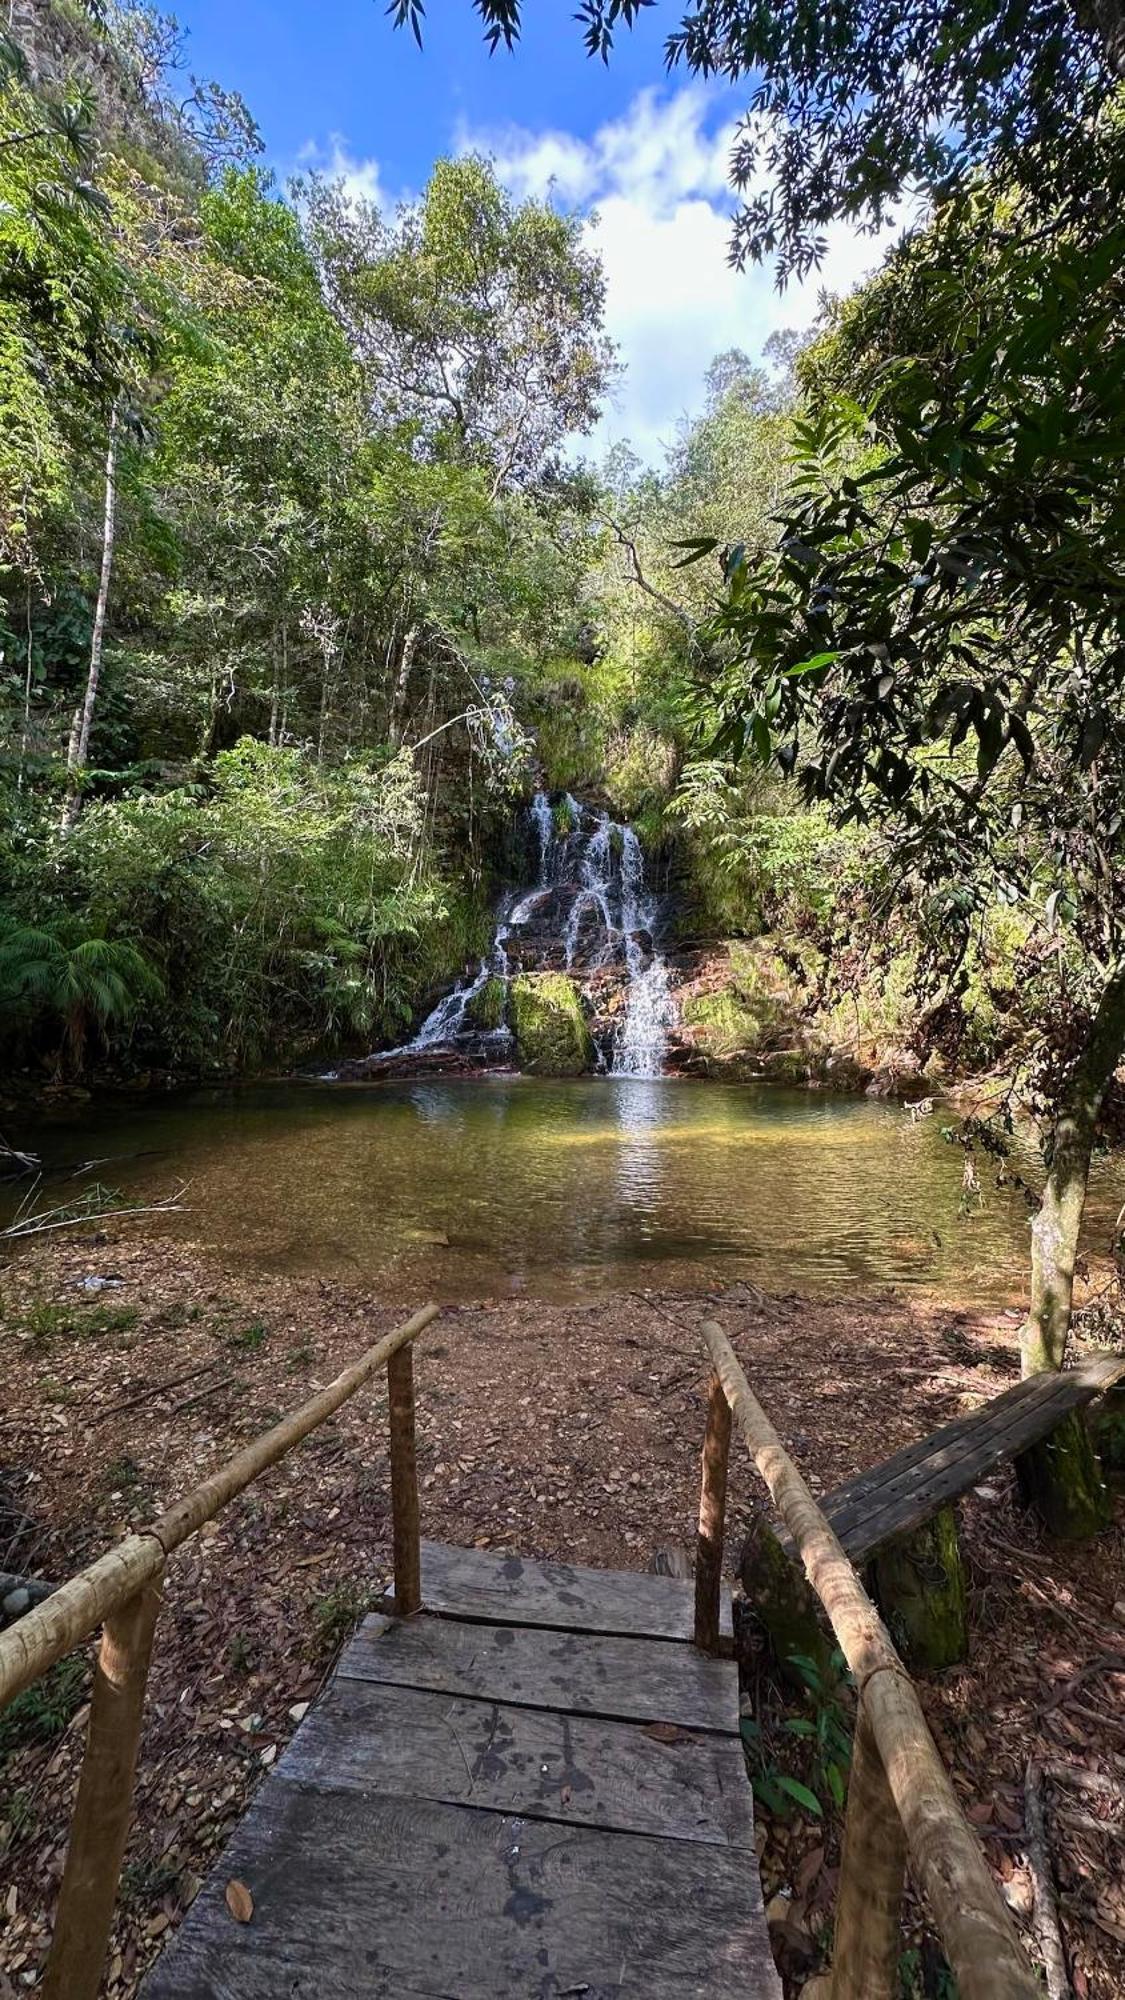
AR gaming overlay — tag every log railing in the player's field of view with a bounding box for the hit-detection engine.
[694,1318,1038,2000]
[0,1301,439,2000]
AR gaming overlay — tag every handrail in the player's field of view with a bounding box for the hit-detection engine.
[697,1318,1037,2000]
[0,1300,440,2000]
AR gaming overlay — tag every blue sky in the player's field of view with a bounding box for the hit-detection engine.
[177,0,889,460]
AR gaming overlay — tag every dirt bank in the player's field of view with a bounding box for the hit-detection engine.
[1,1230,1123,1996]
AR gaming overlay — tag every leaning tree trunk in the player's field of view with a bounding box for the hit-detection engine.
[1016,959,1125,1537]
[62,407,118,834]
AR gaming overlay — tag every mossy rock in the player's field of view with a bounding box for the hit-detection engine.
[681,988,764,1059]
[510,973,594,1076]
[464,975,507,1032]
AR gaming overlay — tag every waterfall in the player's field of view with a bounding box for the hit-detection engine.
[357,789,676,1076]
[612,828,678,1079]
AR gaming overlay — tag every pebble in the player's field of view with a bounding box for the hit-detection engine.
[2,1589,29,1619]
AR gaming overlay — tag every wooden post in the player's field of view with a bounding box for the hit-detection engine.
[831,1700,906,2000]
[43,1566,164,2000]
[694,1369,731,1652]
[388,1345,421,1616]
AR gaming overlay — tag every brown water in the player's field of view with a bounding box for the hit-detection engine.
[9,1076,1125,1305]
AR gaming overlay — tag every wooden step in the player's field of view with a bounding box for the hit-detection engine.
[402,1536,733,1642]
[343,1610,739,1732]
[143,1781,781,1998]
[279,1673,756,1847]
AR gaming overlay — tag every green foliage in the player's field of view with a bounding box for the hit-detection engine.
[310,1581,378,1660]
[227,1320,268,1351]
[15,1298,139,1343]
[740,1651,853,1821]
[0,1656,87,1769]
[0,15,611,1082]
[0,921,163,1074]
[451,0,1122,286]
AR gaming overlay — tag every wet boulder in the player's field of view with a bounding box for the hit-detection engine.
[510,973,595,1076]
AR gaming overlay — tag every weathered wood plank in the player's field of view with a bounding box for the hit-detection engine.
[282,1676,756,1848]
[143,1782,782,1999]
[826,1380,1080,1558]
[340,1612,739,1733]
[831,1354,1125,1517]
[805,1355,1125,1564]
[405,1538,732,1641]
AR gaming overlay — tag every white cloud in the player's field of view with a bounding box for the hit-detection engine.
[460,87,898,464]
[294,135,392,212]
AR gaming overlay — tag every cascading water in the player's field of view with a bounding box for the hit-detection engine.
[613,828,678,1078]
[360,789,677,1077]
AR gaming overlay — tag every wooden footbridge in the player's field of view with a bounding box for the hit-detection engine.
[4,1302,1104,1999]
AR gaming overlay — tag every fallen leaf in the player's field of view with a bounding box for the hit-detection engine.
[643,1722,692,1744]
[225,1879,254,1924]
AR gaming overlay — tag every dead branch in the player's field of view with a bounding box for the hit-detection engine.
[1025,1758,1073,2000]
[609,518,694,633]
[93,1360,220,1424]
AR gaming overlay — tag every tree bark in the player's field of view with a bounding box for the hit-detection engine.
[388,622,420,749]
[62,406,118,832]
[1079,0,1125,78]
[1022,959,1125,1376]
[870,1506,967,1671]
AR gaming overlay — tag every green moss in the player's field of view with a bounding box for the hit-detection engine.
[1092,1387,1125,1482]
[682,988,764,1057]
[871,1506,968,1672]
[1016,1408,1111,1540]
[464,974,507,1031]
[510,972,594,1076]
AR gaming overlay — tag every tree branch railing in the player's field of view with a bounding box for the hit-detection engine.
[0,1300,440,2000]
[693,1317,1038,2000]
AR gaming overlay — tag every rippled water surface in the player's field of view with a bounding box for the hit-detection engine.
[9,1077,1125,1303]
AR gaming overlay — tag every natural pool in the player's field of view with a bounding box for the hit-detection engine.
[9,1076,1125,1306]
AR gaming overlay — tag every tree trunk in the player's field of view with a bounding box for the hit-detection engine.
[388,623,420,749]
[62,407,118,832]
[269,617,286,748]
[1022,958,1125,1376]
[869,1506,968,1671]
[1079,0,1125,78]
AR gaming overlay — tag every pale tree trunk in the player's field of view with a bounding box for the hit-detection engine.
[1022,957,1125,1376]
[62,407,118,833]
[388,623,420,750]
[269,617,287,748]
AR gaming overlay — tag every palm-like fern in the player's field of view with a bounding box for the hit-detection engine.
[0,924,163,1074]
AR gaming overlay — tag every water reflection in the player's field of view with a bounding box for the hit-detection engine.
[6,1076,1122,1306]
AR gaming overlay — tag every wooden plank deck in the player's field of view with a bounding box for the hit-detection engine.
[143,1542,780,1999]
[814,1351,1125,1563]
